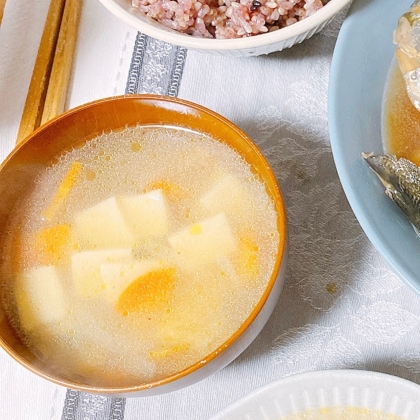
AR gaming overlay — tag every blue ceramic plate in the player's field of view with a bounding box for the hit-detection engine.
[328,0,420,293]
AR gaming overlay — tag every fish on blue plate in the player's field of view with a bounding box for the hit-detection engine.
[363,1,420,234]
[363,153,420,233]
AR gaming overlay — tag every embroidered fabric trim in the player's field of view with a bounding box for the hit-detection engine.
[125,32,187,96]
[61,390,125,420]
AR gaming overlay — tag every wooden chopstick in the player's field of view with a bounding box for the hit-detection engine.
[41,0,82,125]
[16,0,67,145]
[16,0,82,145]
[0,0,7,26]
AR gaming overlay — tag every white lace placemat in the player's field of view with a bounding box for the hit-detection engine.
[2,0,420,419]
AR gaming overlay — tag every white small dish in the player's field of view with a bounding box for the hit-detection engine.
[211,370,420,419]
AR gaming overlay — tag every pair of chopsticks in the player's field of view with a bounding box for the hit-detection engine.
[16,0,82,145]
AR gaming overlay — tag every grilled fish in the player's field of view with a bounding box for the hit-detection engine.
[363,152,420,231]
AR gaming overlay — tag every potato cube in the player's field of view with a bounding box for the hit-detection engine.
[200,174,246,216]
[118,190,169,239]
[168,213,236,270]
[74,196,134,249]
[99,259,164,304]
[15,266,66,331]
[71,249,132,297]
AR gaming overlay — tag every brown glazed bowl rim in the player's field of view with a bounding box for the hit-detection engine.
[0,94,287,394]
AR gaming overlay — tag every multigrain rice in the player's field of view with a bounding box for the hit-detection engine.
[132,0,330,39]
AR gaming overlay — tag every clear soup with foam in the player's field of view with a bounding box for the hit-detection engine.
[0,125,279,387]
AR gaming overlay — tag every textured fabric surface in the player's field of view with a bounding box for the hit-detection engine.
[125,32,187,96]
[3,0,420,419]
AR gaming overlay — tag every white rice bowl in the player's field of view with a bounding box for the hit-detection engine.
[97,0,353,56]
[132,0,327,39]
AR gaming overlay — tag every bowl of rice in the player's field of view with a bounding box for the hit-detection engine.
[97,0,352,56]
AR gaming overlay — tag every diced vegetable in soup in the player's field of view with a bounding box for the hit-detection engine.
[0,126,279,387]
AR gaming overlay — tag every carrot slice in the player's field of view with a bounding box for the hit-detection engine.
[237,236,259,278]
[116,268,176,314]
[149,342,190,362]
[42,161,82,220]
[144,180,187,203]
[34,224,71,265]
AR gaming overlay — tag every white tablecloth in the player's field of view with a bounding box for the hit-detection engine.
[2,1,420,419]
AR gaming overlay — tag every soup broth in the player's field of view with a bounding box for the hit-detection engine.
[383,62,420,163]
[0,126,279,387]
